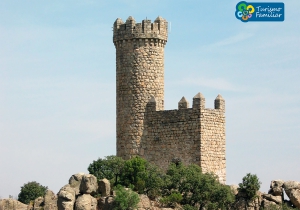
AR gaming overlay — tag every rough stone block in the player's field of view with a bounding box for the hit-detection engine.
[98,179,111,197]
[80,174,98,195]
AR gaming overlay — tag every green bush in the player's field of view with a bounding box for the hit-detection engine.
[182,204,198,210]
[138,162,165,198]
[262,203,295,210]
[18,181,47,204]
[120,156,147,187]
[165,163,234,209]
[120,156,165,195]
[135,179,145,194]
[89,156,164,197]
[160,192,183,207]
[147,188,160,200]
[88,155,236,209]
[113,185,140,210]
[238,173,261,200]
[88,155,125,186]
[281,203,295,210]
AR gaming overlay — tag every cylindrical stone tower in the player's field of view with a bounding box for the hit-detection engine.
[113,16,168,159]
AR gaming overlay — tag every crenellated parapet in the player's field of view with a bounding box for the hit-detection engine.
[178,97,189,109]
[193,92,205,109]
[214,94,225,112]
[113,16,168,45]
[142,92,226,183]
[147,92,225,113]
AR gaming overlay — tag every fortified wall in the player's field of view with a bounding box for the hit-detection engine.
[142,94,226,183]
[113,16,226,183]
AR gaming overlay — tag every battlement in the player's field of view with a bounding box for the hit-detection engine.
[146,92,225,113]
[142,92,226,183]
[113,16,168,44]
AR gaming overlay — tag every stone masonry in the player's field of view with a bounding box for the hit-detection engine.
[113,16,226,183]
[114,16,167,159]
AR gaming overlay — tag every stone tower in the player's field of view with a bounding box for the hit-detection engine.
[113,16,168,159]
[113,16,226,183]
[141,93,226,183]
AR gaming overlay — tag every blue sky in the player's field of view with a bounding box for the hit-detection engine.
[0,0,299,197]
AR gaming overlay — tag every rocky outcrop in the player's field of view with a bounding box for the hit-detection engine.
[257,180,284,210]
[283,181,300,209]
[69,173,84,196]
[57,184,76,210]
[261,179,284,207]
[80,174,98,195]
[98,179,111,197]
[137,195,151,209]
[15,173,300,210]
[0,199,28,210]
[44,190,57,210]
[268,180,284,196]
[261,199,279,209]
[98,193,167,210]
[97,196,114,210]
[231,179,300,209]
[231,191,262,210]
[260,180,285,209]
[56,173,101,210]
[27,201,33,210]
[74,194,97,210]
[262,193,282,204]
[33,197,44,210]
[232,197,247,210]
[230,185,239,196]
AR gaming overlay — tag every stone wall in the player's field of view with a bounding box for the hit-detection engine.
[200,94,226,183]
[113,16,167,159]
[140,97,201,169]
[140,93,226,184]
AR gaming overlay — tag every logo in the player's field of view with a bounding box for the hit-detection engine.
[235,1,284,22]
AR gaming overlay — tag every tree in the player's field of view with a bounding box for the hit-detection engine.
[88,155,164,195]
[238,173,261,200]
[88,155,234,208]
[88,155,125,186]
[120,156,147,189]
[164,163,234,209]
[137,161,165,197]
[113,185,140,210]
[18,181,47,204]
[160,192,183,208]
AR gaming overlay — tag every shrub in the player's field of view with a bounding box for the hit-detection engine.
[120,156,147,187]
[88,155,125,186]
[88,155,235,209]
[183,204,198,210]
[160,192,183,207]
[119,156,165,197]
[139,162,165,198]
[262,203,295,210]
[281,203,295,210]
[18,181,47,204]
[238,173,261,200]
[89,156,164,198]
[135,179,145,194]
[165,163,234,209]
[113,185,140,210]
[147,188,160,200]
